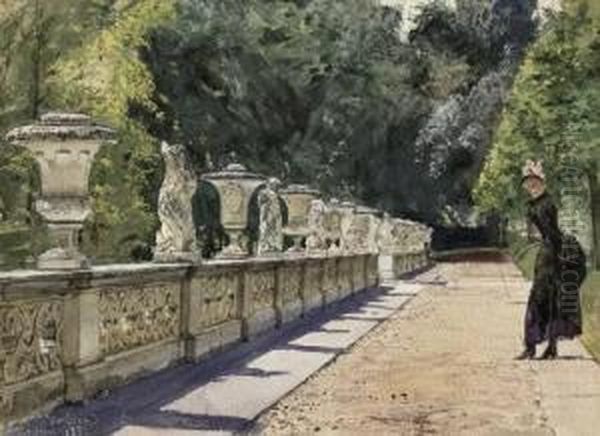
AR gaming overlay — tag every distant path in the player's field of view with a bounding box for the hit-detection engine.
[255,258,600,435]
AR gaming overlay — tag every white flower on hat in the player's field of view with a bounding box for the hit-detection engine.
[521,159,545,181]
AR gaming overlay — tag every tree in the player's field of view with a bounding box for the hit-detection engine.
[475,1,600,264]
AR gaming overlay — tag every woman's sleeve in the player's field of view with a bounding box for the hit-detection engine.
[539,200,562,252]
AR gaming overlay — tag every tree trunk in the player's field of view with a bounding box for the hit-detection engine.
[30,0,43,119]
[589,169,600,271]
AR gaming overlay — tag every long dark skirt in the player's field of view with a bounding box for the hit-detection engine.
[524,240,583,348]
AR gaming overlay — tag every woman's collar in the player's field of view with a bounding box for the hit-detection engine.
[529,189,548,203]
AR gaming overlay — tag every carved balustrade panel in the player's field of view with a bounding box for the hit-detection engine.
[368,255,379,284]
[323,259,337,294]
[305,262,323,299]
[246,269,277,314]
[353,257,366,290]
[280,265,303,305]
[98,284,181,356]
[0,300,63,386]
[338,258,353,292]
[191,273,240,333]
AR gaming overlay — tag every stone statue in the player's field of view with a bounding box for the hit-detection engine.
[154,142,200,263]
[324,199,342,254]
[306,198,327,253]
[257,178,283,256]
[339,202,356,253]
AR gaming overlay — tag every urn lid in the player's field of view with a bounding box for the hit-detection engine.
[5,112,116,143]
[202,161,267,182]
[281,184,320,197]
[356,205,380,216]
[339,201,357,211]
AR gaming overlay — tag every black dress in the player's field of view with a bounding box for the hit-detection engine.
[524,192,586,348]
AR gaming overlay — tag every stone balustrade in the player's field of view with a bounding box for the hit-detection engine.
[0,252,380,423]
[1,114,434,426]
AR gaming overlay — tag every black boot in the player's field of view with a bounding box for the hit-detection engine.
[516,346,536,360]
[540,341,557,360]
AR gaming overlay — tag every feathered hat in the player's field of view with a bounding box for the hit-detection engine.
[521,159,545,182]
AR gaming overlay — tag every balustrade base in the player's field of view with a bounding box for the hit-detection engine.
[186,320,242,362]
[243,308,278,339]
[323,288,340,306]
[279,299,303,325]
[65,339,184,403]
[303,293,324,315]
[0,371,64,424]
[338,287,353,300]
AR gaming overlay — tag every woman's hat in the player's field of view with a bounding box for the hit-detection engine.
[521,159,545,182]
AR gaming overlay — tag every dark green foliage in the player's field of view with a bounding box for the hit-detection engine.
[0,0,532,263]
[136,0,513,224]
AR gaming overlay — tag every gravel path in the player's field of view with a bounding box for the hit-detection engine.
[253,259,597,436]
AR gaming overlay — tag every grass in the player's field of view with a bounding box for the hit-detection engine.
[582,272,600,360]
[508,232,600,361]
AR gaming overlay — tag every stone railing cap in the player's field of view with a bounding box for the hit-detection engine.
[6,112,116,143]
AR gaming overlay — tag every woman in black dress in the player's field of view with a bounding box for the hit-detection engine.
[517,160,587,360]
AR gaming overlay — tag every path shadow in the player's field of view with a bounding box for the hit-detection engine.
[219,366,289,378]
[132,411,252,432]
[276,343,346,354]
[338,315,389,322]
[315,327,351,334]
[542,355,596,362]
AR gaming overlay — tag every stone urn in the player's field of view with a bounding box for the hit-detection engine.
[281,184,320,253]
[202,162,266,258]
[5,112,116,270]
